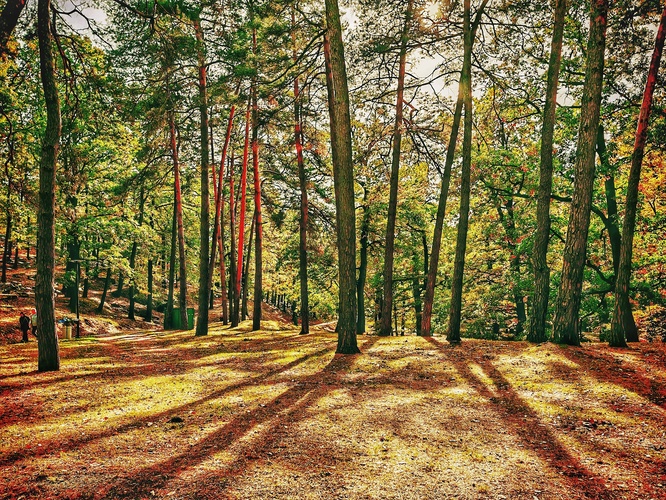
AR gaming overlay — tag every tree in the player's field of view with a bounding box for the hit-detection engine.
[528,0,567,343]
[195,16,211,337]
[552,0,609,346]
[421,0,488,337]
[379,0,414,337]
[36,0,60,371]
[447,0,474,344]
[610,5,666,347]
[324,0,359,354]
[0,0,26,58]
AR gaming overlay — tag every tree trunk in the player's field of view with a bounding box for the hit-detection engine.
[379,0,413,337]
[97,267,111,313]
[553,0,608,346]
[421,0,488,337]
[36,0,60,371]
[169,109,188,330]
[356,183,370,334]
[128,190,145,321]
[610,4,665,346]
[2,211,10,283]
[195,19,210,337]
[233,103,251,326]
[228,150,237,326]
[528,0,567,344]
[597,124,637,338]
[146,258,153,322]
[293,11,310,335]
[164,200,177,329]
[242,211,255,321]
[210,107,235,326]
[251,62,263,332]
[447,0,474,344]
[0,0,26,57]
[324,0,359,354]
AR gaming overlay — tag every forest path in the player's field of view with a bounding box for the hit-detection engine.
[1,323,665,499]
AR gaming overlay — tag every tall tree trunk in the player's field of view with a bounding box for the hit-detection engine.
[553,0,608,346]
[169,109,188,330]
[233,103,251,326]
[164,201,177,329]
[36,0,60,371]
[356,182,370,334]
[610,5,665,346]
[0,0,26,57]
[447,0,474,344]
[379,0,413,336]
[97,267,111,313]
[242,211,255,321]
[228,151,237,325]
[597,124,637,337]
[251,59,263,332]
[2,210,10,283]
[195,19,210,337]
[210,107,235,326]
[128,190,145,321]
[413,232,428,336]
[421,0,488,337]
[324,0,359,354]
[293,11,310,335]
[146,258,153,322]
[528,0,567,344]
[113,271,124,297]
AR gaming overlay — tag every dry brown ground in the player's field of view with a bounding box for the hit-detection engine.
[0,260,665,499]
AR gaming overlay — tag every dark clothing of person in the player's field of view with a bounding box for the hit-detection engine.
[19,314,30,342]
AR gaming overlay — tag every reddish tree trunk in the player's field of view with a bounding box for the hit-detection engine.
[610,5,666,346]
[251,79,263,331]
[169,109,188,330]
[233,103,251,326]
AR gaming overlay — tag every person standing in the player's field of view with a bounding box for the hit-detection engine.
[30,308,37,338]
[19,312,30,342]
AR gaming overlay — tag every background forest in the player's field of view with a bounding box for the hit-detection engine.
[1,0,665,354]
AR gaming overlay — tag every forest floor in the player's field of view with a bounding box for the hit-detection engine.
[1,257,666,499]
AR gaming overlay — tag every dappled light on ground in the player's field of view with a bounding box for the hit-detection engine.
[1,323,665,499]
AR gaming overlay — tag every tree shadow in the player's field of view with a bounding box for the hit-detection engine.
[98,336,380,498]
[423,337,619,500]
[0,340,337,468]
[557,346,666,409]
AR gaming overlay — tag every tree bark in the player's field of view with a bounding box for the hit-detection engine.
[195,19,210,337]
[379,0,413,336]
[324,0,359,354]
[0,0,26,57]
[242,210,255,321]
[36,0,60,371]
[164,200,177,329]
[169,109,188,330]
[356,183,370,334]
[553,0,608,346]
[97,267,111,314]
[528,0,568,343]
[229,150,237,325]
[251,59,263,331]
[233,103,251,326]
[294,9,310,335]
[210,106,235,325]
[447,0,474,344]
[145,258,153,322]
[610,4,665,346]
[421,0,488,337]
